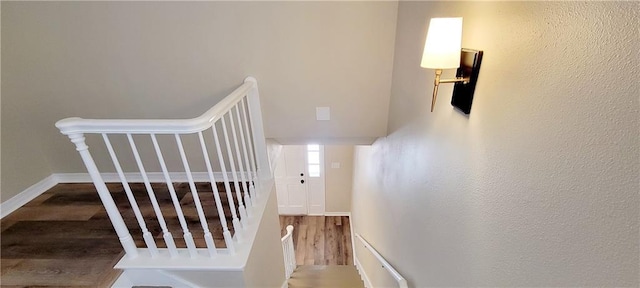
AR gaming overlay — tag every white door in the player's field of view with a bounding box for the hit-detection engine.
[275,146,308,215]
[275,145,326,215]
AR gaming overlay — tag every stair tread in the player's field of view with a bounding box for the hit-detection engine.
[288,265,364,288]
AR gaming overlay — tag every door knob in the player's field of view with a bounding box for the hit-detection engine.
[300,179,305,184]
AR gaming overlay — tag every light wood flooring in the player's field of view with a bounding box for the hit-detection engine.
[279,215,353,266]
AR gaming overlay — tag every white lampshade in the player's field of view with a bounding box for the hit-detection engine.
[421,17,463,69]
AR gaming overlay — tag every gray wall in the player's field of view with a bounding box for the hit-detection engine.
[351,1,639,287]
[324,145,354,213]
[1,1,398,202]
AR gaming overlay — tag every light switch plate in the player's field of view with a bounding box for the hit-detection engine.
[331,162,340,169]
[316,107,330,121]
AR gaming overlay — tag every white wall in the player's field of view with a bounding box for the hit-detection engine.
[243,185,286,288]
[352,1,639,287]
[324,145,354,213]
[0,1,398,202]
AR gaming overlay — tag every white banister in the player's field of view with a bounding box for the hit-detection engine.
[221,116,249,227]
[68,133,139,258]
[103,134,159,258]
[198,131,235,254]
[230,105,253,213]
[56,82,254,135]
[175,134,218,258]
[281,225,296,279]
[150,134,198,258]
[126,134,179,258]
[211,124,244,242]
[355,234,408,288]
[55,77,266,265]
[239,99,258,202]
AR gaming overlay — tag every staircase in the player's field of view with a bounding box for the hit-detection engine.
[288,265,364,288]
[52,76,404,287]
[280,217,366,288]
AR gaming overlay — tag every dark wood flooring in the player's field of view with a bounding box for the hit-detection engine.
[279,216,353,266]
[0,182,244,287]
[1,184,122,287]
[1,184,354,287]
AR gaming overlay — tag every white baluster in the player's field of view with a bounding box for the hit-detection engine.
[281,225,295,278]
[288,225,296,275]
[240,98,259,198]
[198,132,235,254]
[220,115,248,227]
[234,103,255,207]
[283,241,290,277]
[229,107,252,215]
[127,134,178,258]
[103,134,158,258]
[175,134,217,258]
[150,134,198,258]
[211,124,243,242]
[67,134,138,258]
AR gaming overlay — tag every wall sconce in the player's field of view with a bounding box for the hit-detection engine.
[421,17,483,114]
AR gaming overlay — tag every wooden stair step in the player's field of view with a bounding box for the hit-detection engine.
[288,265,364,288]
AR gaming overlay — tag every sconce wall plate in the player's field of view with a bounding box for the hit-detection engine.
[451,48,483,114]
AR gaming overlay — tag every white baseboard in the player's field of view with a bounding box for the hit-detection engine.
[324,211,351,217]
[111,269,201,288]
[1,175,58,218]
[354,256,373,288]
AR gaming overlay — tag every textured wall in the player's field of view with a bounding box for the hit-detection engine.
[1,1,397,201]
[324,145,354,213]
[352,1,639,286]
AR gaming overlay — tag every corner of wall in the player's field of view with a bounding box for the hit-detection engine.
[242,184,286,287]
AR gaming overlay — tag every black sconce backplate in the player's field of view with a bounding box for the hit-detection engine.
[451,49,483,114]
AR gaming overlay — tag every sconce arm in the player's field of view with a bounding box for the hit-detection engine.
[438,77,470,84]
[431,69,470,112]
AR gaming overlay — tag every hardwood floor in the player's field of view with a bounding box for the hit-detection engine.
[279,216,353,266]
[0,182,243,287]
[1,184,354,287]
[1,184,123,287]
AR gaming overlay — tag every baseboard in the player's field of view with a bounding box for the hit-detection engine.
[354,256,373,288]
[111,269,202,288]
[54,172,243,184]
[324,211,351,217]
[349,213,356,266]
[1,175,58,218]
[281,279,288,288]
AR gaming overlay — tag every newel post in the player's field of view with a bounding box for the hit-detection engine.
[68,133,138,258]
[244,77,272,180]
